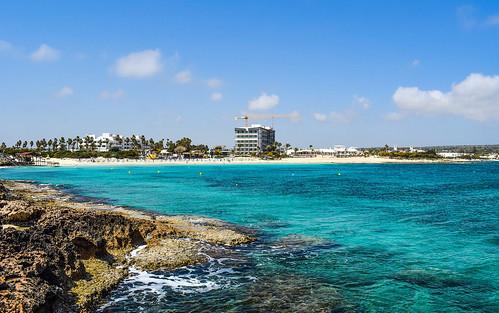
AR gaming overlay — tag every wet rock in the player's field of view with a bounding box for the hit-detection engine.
[0,184,10,200]
[154,215,254,246]
[131,238,207,271]
[71,259,128,312]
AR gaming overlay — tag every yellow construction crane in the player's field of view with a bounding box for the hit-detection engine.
[234,115,249,127]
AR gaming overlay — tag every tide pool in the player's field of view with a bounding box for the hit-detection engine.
[1,163,498,312]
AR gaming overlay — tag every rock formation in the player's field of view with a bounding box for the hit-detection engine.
[0,181,254,313]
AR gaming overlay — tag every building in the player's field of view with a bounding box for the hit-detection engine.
[79,133,133,152]
[286,145,362,157]
[234,124,275,155]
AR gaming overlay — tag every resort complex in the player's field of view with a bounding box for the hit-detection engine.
[234,124,276,155]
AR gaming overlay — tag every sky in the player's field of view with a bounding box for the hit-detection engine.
[1,0,499,148]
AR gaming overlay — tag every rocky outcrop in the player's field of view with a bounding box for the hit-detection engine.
[0,181,254,313]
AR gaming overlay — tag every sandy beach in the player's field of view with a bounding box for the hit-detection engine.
[46,156,469,167]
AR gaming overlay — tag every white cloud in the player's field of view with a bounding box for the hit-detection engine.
[392,73,499,121]
[206,78,223,88]
[248,92,279,111]
[99,89,125,101]
[0,40,12,51]
[384,112,405,121]
[313,113,328,121]
[210,92,223,102]
[31,44,60,62]
[411,59,421,67]
[175,70,192,84]
[353,95,371,109]
[56,86,73,98]
[113,49,162,78]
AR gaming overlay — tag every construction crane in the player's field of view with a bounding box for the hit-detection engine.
[235,112,298,128]
[234,115,249,127]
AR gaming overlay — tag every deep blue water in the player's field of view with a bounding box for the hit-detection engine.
[1,163,498,312]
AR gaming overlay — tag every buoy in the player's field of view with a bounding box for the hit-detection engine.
[128,170,131,175]
[337,172,341,176]
[199,172,203,176]
[157,170,160,174]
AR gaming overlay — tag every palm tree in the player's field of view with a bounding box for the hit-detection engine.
[75,136,81,151]
[59,137,66,151]
[47,139,53,152]
[29,141,34,149]
[67,138,73,151]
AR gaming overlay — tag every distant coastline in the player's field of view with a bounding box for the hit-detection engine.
[44,156,474,167]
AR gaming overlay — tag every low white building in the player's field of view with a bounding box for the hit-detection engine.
[287,145,362,157]
[79,133,133,152]
[437,152,466,158]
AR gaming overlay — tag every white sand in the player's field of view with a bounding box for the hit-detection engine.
[46,156,468,167]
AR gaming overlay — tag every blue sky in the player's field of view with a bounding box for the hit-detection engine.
[1,0,499,147]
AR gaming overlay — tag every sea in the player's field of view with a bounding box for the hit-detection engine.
[1,163,498,312]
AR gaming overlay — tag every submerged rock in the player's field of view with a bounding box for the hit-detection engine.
[242,273,346,312]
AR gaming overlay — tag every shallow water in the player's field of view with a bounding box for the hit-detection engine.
[1,163,498,312]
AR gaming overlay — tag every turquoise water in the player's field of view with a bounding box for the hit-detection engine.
[1,163,498,312]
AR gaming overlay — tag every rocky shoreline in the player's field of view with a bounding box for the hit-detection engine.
[0,180,254,313]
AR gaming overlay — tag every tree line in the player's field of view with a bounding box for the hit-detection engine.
[0,135,211,159]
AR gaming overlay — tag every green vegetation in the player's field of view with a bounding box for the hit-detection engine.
[375,150,441,160]
[0,135,212,160]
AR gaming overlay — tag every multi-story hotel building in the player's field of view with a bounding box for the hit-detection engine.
[234,124,275,155]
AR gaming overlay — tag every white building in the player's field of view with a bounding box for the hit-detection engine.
[287,145,362,157]
[437,152,466,158]
[80,133,133,152]
[234,124,275,155]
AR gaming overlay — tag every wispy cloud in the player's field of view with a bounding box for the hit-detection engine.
[99,89,125,101]
[206,78,223,88]
[174,70,192,84]
[56,86,73,98]
[0,40,12,52]
[245,111,301,122]
[113,49,162,78]
[313,113,328,122]
[457,5,499,30]
[314,95,371,123]
[485,15,499,26]
[411,59,421,67]
[31,44,60,62]
[392,73,499,121]
[248,92,279,111]
[210,92,223,102]
[384,112,405,121]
